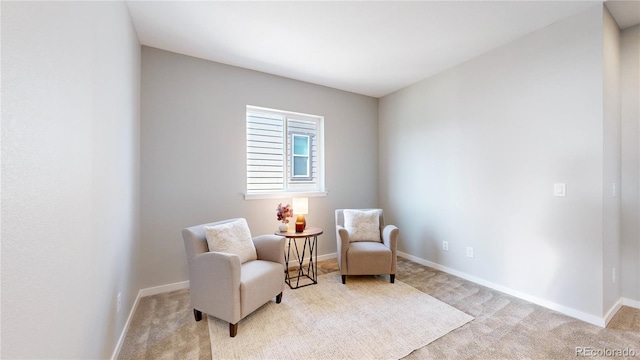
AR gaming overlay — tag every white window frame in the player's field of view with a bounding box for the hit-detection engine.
[245,105,326,200]
[291,133,311,179]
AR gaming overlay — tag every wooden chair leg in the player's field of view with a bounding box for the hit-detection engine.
[276,292,283,303]
[342,275,346,284]
[390,274,395,283]
[193,309,202,321]
[229,323,238,337]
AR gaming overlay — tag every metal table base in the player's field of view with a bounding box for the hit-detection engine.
[276,227,323,289]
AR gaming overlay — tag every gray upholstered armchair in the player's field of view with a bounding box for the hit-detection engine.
[335,209,399,284]
[182,218,285,337]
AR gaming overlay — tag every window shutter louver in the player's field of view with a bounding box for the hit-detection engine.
[246,113,285,192]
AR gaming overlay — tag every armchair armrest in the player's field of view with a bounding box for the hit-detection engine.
[382,224,399,251]
[190,251,241,324]
[253,235,285,266]
[382,224,399,275]
[336,225,350,273]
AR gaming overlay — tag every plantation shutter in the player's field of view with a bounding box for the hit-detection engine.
[246,106,324,195]
[246,112,285,192]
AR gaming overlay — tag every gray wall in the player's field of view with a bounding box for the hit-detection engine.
[621,24,640,303]
[1,2,141,359]
[602,7,622,314]
[140,47,378,289]
[2,3,636,358]
[378,5,606,317]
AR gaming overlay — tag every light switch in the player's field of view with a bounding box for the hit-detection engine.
[553,183,566,197]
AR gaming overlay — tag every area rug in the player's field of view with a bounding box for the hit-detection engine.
[208,273,474,359]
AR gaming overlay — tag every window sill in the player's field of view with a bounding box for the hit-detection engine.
[244,191,328,200]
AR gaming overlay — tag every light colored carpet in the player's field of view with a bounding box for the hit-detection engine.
[117,288,210,360]
[118,258,640,360]
[208,272,473,359]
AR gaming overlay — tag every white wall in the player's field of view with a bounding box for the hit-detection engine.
[1,2,141,358]
[379,5,606,318]
[621,24,640,303]
[602,7,621,314]
[140,47,378,289]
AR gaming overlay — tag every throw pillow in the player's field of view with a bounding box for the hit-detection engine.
[204,218,257,263]
[343,209,380,242]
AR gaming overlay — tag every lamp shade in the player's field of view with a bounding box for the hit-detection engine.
[292,197,308,215]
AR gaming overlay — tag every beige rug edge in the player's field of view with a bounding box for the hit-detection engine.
[208,272,474,359]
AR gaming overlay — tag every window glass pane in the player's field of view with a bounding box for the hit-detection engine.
[293,156,309,176]
[293,135,309,156]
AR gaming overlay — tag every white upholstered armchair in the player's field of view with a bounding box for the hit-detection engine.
[335,209,399,284]
[182,218,285,337]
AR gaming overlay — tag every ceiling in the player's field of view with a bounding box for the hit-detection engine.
[126,1,640,98]
[605,0,640,29]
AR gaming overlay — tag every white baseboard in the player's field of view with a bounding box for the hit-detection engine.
[318,252,337,261]
[287,252,337,268]
[622,297,640,310]
[604,298,623,326]
[604,298,640,326]
[139,280,190,297]
[397,251,606,327]
[110,289,143,360]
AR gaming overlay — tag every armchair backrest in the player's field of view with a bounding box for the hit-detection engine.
[182,218,245,260]
[335,209,385,237]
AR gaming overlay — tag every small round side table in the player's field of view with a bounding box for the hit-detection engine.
[275,227,323,289]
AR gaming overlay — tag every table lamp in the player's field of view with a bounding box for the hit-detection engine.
[292,197,308,232]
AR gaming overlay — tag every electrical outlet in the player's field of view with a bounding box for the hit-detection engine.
[117,292,122,314]
[443,241,449,251]
[553,183,566,197]
[466,247,474,258]
[613,268,616,283]
[612,183,616,197]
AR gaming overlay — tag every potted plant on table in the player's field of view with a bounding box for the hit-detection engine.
[276,203,294,232]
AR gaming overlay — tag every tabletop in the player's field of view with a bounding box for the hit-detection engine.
[275,227,323,238]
